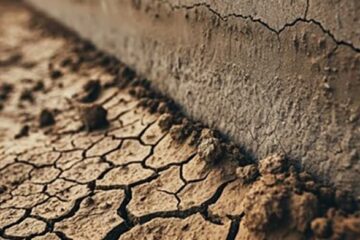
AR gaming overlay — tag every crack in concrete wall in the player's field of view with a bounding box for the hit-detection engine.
[162,0,360,51]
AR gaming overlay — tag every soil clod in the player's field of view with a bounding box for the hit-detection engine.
[236,164,259,183]
[0,82,13,101]
[50,69,63,79]
[311,217,332,238]
[169,120,193,142]
[0,185,7,194]
[19,89,34,102]
[14,125,30,139]
[32,80,44,91]
[79,104,109,131]
[158,113,173,131]
[77,79,101,103]
[39,109,55,127]
[197,129,222,164]
[258,153,286,175]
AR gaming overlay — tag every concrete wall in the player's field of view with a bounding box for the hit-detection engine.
[26,0,360,195]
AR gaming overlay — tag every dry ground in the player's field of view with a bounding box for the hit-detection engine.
[0,1,359,240]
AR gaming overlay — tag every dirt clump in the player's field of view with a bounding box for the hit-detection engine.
[14,125,30,139]
[169,119,193,142]
[289,192,318,232]
[32,80,44,92]
[49,69,63,80]
[79,104,109,131]
[238,151,360,239]
[258,153,286,175]
[107,66,137,88]
[76,79,101,103]
[243,179,289,232]
[241,154,321,236]
[222,143,247,165]
[158,113,173,131]
[137,98,160,113]
[83,196,95,207]
[0,185,7,194]
[0,82,13,101]
[236,164,259,183]
[157,101,170,114]
[137,93,176,116]
[60,56,73,67]
[197,129,222,164]
[19,89,34,103]
[39,109,55,127]
[169,125,187,141]
[129,86,149,99]
[0,83,13,110]
[326,210,360,239]
[311,217,332,238]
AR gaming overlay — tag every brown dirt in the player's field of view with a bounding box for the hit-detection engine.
[0,1,359,240]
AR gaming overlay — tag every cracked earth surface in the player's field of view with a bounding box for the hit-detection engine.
[26,0,360,196]
[0,2,359,240]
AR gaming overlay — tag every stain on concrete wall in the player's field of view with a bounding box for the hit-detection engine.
[26,0,360,196]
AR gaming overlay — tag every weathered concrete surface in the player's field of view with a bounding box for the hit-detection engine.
[25,0,360,194]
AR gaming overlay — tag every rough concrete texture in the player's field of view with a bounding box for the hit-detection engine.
[25,0,360,195]
[1,2,359,239]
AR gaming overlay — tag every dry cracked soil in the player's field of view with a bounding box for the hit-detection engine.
[0,1,359,240]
